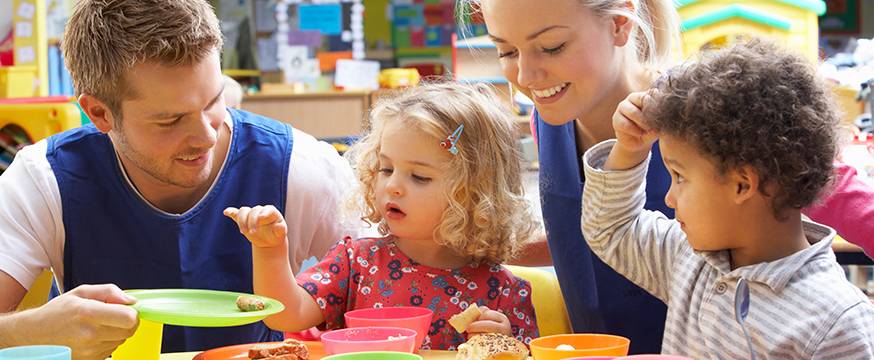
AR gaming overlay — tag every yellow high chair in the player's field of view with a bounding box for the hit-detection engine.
[504,265,572,336]
[16,269,54,311]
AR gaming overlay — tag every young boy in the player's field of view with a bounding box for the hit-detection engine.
[581,40,874,358]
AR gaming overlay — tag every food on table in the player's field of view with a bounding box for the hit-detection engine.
[248,339,309,359]
[555,344,575,350]
[449,304,482,333]
[236,294,266,312]
[456,333,528,360]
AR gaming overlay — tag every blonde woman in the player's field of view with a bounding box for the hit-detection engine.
[471,0,874,355]
[225,82,540,349]
[463,0,679,353]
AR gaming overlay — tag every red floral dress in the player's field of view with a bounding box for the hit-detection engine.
[295,236,539,350]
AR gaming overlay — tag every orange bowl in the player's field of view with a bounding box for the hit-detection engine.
[530,334,630,359]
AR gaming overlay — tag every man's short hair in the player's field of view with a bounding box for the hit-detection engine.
[62,0,223,116]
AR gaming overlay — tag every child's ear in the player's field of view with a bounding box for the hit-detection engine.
[78,94,117,133]
[731,165,760,204]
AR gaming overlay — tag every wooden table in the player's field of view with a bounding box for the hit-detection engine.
[160,350,457,359]
[241,91,372,139]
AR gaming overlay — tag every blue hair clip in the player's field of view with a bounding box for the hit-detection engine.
[439,124,464,155]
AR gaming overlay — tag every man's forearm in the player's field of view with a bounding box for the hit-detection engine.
[0,310,30,347]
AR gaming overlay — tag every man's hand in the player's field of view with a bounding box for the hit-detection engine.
[2,284,139,360]
[224,205,288,249]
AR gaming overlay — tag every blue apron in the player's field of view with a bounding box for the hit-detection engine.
[535,110,672,354]
[46,109,290,352]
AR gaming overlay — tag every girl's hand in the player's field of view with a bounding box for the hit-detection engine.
[224,205,288,249]
[613,91,657,154]
[465,306,512,336]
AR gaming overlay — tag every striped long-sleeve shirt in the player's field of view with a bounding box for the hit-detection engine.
[581,140,874,359]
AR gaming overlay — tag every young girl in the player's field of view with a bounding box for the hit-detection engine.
[224,82,539,350]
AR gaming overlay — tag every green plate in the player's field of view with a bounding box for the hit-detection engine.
[126,289,284,327]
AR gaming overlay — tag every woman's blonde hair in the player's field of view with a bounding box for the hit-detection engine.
[345,82,536,264]
[458,0,679,69]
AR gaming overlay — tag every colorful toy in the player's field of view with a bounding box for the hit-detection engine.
[0,1,80,174]
[676,0,826,62]
[0,97,81,172]
[1,0,48,98]
[379,68,421,89]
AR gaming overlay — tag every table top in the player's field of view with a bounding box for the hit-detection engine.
[160,350,457,360]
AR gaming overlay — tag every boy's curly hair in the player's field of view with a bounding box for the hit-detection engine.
[646,39,839,219]
[344,82,537,263]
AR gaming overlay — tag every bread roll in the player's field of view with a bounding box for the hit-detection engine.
[456,333,528,360]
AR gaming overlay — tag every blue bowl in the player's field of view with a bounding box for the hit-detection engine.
[0,345,71,360]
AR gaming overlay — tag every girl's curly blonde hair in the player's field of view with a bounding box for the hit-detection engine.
[344,82,536,264]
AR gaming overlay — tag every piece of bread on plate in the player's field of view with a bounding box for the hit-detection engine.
[248,338,309,359]
[456,333,528,360]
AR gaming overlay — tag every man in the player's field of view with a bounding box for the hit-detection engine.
[0,0,355,357]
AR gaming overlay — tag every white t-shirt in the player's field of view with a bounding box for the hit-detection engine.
[0,116,365,291]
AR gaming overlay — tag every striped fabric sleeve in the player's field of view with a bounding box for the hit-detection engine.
[580,140,688,303]
[811,300,874,359]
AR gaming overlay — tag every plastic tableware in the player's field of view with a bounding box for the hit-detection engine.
[126,289,284,326]
[192,341,325,360]
[0,346,70,360]
[111,318,163,360]
[320,326,418,355]
[530,334,630,360]
[616,355,694,360]
[321,351,424,360]
[565,357,617,360]
[344,307,433,350]
[112,289,283,360]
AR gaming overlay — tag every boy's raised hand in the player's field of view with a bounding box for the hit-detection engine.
[224,205,288,249]
[606,91,658,171]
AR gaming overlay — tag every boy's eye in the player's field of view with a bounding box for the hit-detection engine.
[379,168,393,175]
[672,171,684,183]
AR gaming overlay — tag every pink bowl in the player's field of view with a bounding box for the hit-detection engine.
[344,307,433,350]
[320,327,418,355]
